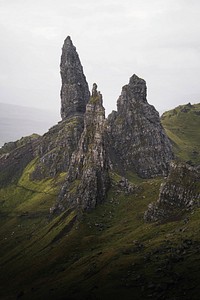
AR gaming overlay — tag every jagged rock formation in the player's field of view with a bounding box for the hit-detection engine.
[107,74,174,178]
[0,37,175,212]
[144,162,200,222]
[54,84,110,212]
[31,37,90,179]
[60,36,90,120]
[31,116,85,179]
[2,37,200,300]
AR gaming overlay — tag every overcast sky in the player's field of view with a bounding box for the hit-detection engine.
[0,0,200,119]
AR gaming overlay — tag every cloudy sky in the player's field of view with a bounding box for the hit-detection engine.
[0,0,200,119]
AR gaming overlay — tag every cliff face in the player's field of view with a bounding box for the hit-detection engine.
[107,74,174,178]
[55,84,110,212]
[144,162,200,222]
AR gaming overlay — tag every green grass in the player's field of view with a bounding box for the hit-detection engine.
[161,103,200,164]
[1,167,200,299]
[0,103,200,299]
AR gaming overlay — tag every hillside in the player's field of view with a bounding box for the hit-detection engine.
[0,164,200,300]
[0,103,59,147]
[161,103,200,165]
[0,37,200,300]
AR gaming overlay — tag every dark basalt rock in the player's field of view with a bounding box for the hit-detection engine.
[144,162,200,222]
[54,84,110,212]
[60,36,90,120]
[107,74,174,178]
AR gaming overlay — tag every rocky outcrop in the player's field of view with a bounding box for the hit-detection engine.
[60,36,90,120]
[31,36,90,179]
[54,84,110,212]
[144,162,200,222]
[107,74,174,178]
[0,135,40,187]
[0,37,175,214]
[31,116,85,179]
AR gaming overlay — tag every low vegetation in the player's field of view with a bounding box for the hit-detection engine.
[161,103,200,164]
[0,103,200,299]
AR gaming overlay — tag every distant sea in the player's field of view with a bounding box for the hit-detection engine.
[0,103,60,147]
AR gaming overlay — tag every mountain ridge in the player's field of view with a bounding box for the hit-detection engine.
[161,102,200,165]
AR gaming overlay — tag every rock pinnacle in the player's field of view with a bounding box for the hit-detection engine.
[60,36,90,119]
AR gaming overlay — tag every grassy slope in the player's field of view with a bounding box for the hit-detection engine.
[0,103,200,299]
[1,165,200,299]
[161,103,200,164]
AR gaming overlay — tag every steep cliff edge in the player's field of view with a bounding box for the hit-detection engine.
[107,74,174,178]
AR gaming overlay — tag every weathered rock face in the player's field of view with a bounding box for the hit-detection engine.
[31,116,85,179]
[107,74,174,178]
[144,162,200,222]
[31,36,90,179]
[60,36,90,120]
[54,84,110,212]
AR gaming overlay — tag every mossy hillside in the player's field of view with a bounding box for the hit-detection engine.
[0,158,69,270]
[161,103,200,164]
[0,134,39,187]
[0,145,34,188]
[0,104,200,299]
[0,158,65,215]
[0,174,157,299]
[1,171,200,299]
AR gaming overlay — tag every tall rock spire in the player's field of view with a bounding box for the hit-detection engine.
[31,37,90,179]
[57,84,110,212]
[60,36,90,120]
